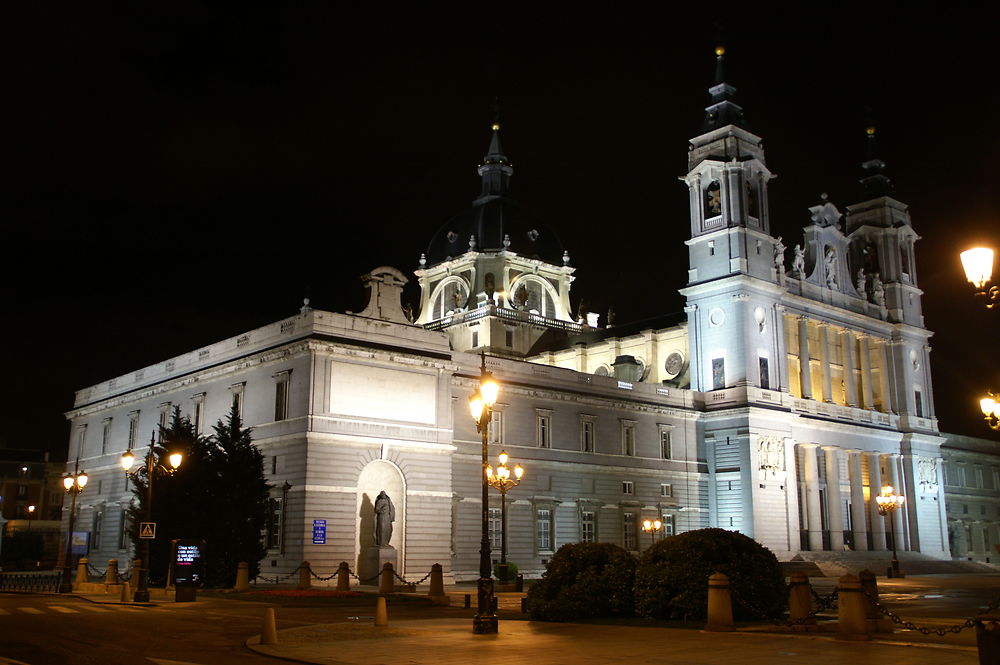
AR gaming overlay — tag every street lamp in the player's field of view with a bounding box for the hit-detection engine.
[642,519,663,547]
[979,392,1000,431]
[960,247,998,308]
[121,432,183,602]
[468,353,500,634]
[58,459,88,593]
[486,450,524,585]
[26,505,35,531]
[875,484,905,578]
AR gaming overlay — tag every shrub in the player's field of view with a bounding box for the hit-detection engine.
[634,528,785,621]
[494,560,518,581]
[527,542,636,621]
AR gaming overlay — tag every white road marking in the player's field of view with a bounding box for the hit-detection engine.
[16,607,43,614]
[77,604,112,612]
[48,605,80,613]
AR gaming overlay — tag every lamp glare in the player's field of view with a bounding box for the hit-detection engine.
[121,450,135,471]
[169,452,183,469]
[961,247,994,288]
[480,377,499,407]
[514,465,524,479]
[77,472,88,488]
[63,475,74,490]
[981,397,996,416]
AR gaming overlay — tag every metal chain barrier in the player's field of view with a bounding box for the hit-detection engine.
[393,569,432,586]
[87,563,107,579]
[344,565,381,585]
[731,586,838,627]
[810,587,839,612]
[863,589,1000,636]
[309,568,339,582]
[253,564,303,585]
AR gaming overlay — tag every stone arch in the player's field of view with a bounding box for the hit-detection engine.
[509,274,559,318]
[427,275,471,321]
[356,459,406,578]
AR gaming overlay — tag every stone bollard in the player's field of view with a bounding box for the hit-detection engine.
[705,572,734,632]
[378,562,395,595]
[120,577,132,603]
[235,562,250,592]
[336,562,351,592]
[74,557,89,591]
[375,596,388,627]
[858,569,892,633]
[787,573,815,627]
[976,619,1000,665]
[835,575,871,640]
[428,563,445,599]
[105,559,119,585]
[261,607,278,645]
[297,561,311,590]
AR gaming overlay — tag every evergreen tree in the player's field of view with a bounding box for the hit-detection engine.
[207,405,270,585]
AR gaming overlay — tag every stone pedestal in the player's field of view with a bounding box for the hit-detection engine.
[361,546,397,584]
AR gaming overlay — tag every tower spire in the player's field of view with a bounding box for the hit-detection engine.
[859,123,893,197]
[477,107,513,200]
[703,46,746,131]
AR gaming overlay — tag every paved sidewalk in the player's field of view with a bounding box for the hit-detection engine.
[245,617,980,665]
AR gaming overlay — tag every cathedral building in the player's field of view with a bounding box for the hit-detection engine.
[64,50,956,583]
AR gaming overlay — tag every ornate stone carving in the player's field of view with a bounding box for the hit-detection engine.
[917,456,938,491]
[757,435,785,473]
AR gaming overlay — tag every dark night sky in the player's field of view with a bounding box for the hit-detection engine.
[3,6,998,457]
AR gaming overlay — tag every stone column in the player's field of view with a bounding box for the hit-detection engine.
[886,454,907,552]
[841,330,858,408]
[819,323,834,402]
[824,447,845,550]
[859,335,875,409]
[848,451,869,550]
[877,339,892,413]
[798,317,813,399]
[774,306,790,393]
[801,444,823,550]
[868,453,887,550]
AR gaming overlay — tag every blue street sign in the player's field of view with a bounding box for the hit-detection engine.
[312,519,327,545]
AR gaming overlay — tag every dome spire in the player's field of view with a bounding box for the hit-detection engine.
[477,101,513,200]
[859,123,893,197]
[703,45,746,131]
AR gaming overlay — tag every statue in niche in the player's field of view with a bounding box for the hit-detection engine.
[856,268,867,296]
[402,302,414,323]
[576,298,589,324]
[792,244,805,275]
[484,273,496,302]
[453,289,465,311]
[872,273,886,307]
[773,236,786,270]
[512,284,529,310]
[374,491,395,547]
[824,247,838,289]
[705,181,722,216]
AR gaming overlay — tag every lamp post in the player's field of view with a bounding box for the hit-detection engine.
[487,450,524,585]
[58,459,88,593]
[121,432,183,603]
[26,505,35,531]
[642,519,663,547]
[960,247,998,308]
[875,484,905,578]
[468,353,500,634]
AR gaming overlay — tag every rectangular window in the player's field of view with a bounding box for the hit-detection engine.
[489,410,504,445]
[75,425,87,458]
[17,484,27,498]
[191,394,206,434]
[623,512,637,550]
[660,428,672,459]
[505,330,514,347]
[274,371,291,421]
[622,421,636,456]
[118,510,129,550]
[230,383,245,419]
[759,357,770,390]
[92,511,104,552]
[914,390,923,418]
[622,481,634,495]
[580,418,595,452]
[660,483,673,498]
[712,358,726,390]
[661,513,675,536]
[128,411,140,450]
[471,330,479,347]
[266,497,284,551]
[489,508,502,550]
[581,511,595,543]
[101,419,112,455]
[159,403,171,430]
[537,508,552,551]
[537,411,552,448]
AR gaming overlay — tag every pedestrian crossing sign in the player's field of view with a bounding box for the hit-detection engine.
[139,522,156,539]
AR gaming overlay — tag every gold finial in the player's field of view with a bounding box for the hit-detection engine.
[491,123,500,131]
[866,126,876,136]
[715,46,725,56]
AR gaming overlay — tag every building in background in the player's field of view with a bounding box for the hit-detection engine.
[0,448,66,569]
[64,50,989,582]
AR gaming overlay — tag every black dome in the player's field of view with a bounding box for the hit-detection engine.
[425,195,564,267]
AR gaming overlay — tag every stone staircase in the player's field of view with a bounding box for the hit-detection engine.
[779,551,1000,577]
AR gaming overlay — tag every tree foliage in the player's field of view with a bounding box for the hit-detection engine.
[127,406,270,586]
[527,542,636,621]
[633,528,786,621]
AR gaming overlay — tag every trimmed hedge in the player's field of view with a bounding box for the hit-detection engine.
[634,528,786,620]
[527,542,636,621]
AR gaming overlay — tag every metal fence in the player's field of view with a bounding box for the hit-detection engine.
[0,571,62,593]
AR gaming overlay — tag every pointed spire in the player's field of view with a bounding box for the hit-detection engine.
[859,123,893,197]
[703,46,746,131]
[477,119,513,200]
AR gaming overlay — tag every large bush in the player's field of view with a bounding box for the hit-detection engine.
[527,542,636,621]
[634,528,785,621]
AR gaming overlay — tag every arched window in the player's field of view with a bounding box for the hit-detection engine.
[511,275,557,318]
[704,180,722,217]
[429,277,470,321]
[745,179,758,218]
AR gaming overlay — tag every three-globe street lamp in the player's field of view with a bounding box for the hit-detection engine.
[58,459,88,593]
[642,519,663,547]
[875,484,905,578]
[486,450,524,585]
[468,353,500,634]
[121,433,183,603]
